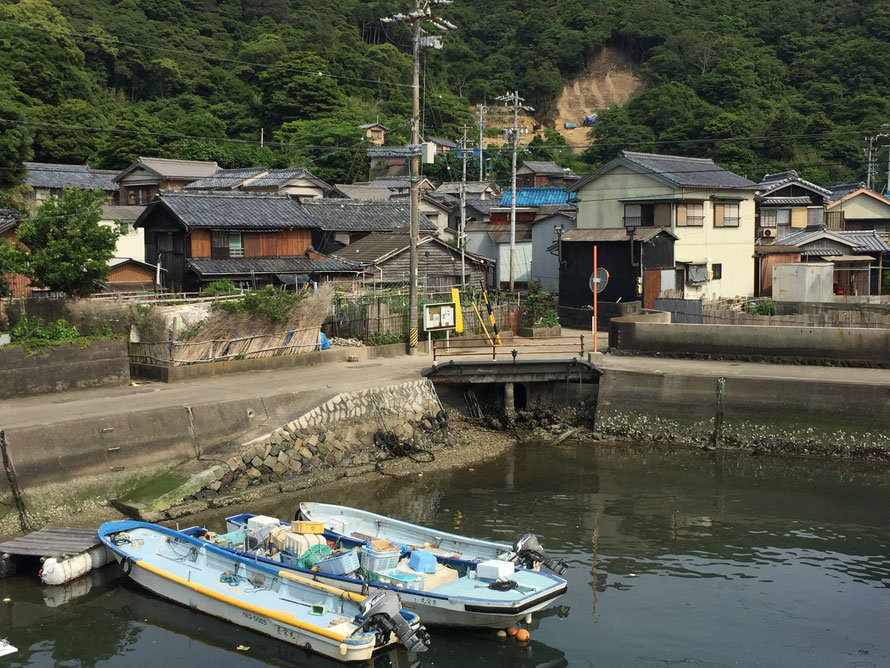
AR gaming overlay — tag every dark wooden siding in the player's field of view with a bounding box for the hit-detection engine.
[379,243,487,287]
[642,234,675,269]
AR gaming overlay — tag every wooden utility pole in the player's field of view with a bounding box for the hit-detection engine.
[382,1,454,354]
[459,125,471,289]
[476,103,486,182]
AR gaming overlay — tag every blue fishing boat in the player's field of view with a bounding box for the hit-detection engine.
[184,513,568,629]
[98,521,429,662]
[299,502,568,574]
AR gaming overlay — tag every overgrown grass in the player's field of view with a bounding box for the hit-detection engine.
[212,286,306,322]
[8,315,118,353]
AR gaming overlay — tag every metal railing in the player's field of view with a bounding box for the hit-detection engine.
[432,335,585,362]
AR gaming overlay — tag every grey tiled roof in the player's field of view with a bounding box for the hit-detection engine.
[0,208,21,234]
[183,168,267,191]
[368,146,415,158]
[102,205,146,221]
[521,161,577,178]
[299,200,436,232]
[771,227,890,254]
[24,162,119,191]
[332,233,417,264]
[838,230,890,253]
[189,257,362,276]
[243,168,331,191]
[426,136,457,148]
[759,196,814,206]
[755,170,831,198]
[562,227,677,242]
[433,181,498,196]
[151,193,318,230]
[134,157,219,180]
[619,151,757,189]
[828,182,866,201]
[333,184,396,200]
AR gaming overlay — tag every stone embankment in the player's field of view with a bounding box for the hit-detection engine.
[192,379,450,500]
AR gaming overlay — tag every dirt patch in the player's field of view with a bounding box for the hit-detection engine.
[551,46,645,147]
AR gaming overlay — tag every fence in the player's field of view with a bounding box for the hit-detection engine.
[702,308,890,328]
[128,325,321,367]
[432,335,585,362]
[323,296,515,341]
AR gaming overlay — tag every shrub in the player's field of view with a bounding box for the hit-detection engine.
[520,282,560,329]
[204,279,238,297]
[754,300,776,316]
[361,332,405,346]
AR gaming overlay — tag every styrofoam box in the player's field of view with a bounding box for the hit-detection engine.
[476,560,515,581]
[247,515,281,542]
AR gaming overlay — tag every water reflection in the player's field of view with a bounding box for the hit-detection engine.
[3,441,890,667]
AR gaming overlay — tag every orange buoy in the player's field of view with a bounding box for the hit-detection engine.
[516,629,530,642]
[506,626,518,636]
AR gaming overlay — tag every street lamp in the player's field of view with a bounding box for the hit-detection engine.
[554,223,565,268]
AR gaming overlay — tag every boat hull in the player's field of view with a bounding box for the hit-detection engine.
[106,551,378,662]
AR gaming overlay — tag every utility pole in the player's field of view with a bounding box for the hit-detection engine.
[496,91,533,292]
[382,1,455,354]
[459,125,471,289]
[866,136,875,190]
[476,103,486,181]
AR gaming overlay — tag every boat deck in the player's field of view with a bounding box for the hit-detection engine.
[0,527,100,558]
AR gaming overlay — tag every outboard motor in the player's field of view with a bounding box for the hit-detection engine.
[511,533,569,576]
[359,590,430,653]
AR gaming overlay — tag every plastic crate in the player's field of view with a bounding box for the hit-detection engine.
[291,520,325,535]
[360,544,401,572]
[375,569,425,591]
[317,549,360,576]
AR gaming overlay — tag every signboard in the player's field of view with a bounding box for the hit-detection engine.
[589,268,610,294]
[424,302,457,332]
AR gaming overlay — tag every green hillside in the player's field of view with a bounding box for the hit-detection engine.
[1,0,889,186]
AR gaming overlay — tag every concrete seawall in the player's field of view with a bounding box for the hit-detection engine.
[610,320,890,366]
[596,368,890,459]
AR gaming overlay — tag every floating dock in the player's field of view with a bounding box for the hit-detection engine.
[0,527,101,579]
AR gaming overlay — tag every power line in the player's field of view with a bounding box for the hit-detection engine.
[0,18,415,90]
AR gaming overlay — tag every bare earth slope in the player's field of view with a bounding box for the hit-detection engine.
[552,46,645,146]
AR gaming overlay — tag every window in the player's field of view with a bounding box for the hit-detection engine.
[776,209,791,225]
[761,209,777,228]
[807,207,824,227]
[714,202,740,227]
[711,263,722,280]
[676,202,703,227]
[623,204,642,228]
[229,233,244,257]
[118,222,133,235]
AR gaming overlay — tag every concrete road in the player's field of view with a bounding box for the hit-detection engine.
[4,333,890,431]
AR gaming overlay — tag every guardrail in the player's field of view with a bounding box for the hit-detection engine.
[432,335,585,362]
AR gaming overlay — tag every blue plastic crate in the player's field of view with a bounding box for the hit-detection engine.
[376,569,426,591]
[408,550,437,573]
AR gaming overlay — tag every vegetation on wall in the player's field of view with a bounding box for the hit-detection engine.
[0,0,888,185]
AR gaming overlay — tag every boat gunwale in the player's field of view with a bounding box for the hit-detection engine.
[220,515,567,611]
[98,521,372,646]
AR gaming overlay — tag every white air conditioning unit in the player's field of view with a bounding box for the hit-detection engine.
[761,228,774,238]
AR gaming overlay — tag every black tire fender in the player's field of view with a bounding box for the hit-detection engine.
[121,556,133,576]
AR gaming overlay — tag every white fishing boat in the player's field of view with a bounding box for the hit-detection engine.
[98,521,429,662]
[0,638,17,657]
[189,513,568,629]
[299,502,568,574]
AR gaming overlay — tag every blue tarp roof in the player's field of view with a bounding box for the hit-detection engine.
[499,187,576,207]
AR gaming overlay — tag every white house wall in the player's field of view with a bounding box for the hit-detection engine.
[102,220,145,262]
[831,194,890,220]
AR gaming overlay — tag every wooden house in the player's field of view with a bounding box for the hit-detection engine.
[754,170,831,241]
[516,161,578,188]
[134,193,360,291]
[359,123,387,146]
[101,258,163,293]
[826,184,890,240]
[24,162,119,209]
[425,136,457,156]
[115,157,219,205]
[333,233,493,289]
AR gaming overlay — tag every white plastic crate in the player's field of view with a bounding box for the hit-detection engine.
[360,544,401,572]
[317,549,361,576]
[247,515,281,542]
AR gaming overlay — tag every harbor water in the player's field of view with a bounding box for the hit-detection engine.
[2,442,889,667]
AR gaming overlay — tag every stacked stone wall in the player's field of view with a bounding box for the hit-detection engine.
[196,380,447,498]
